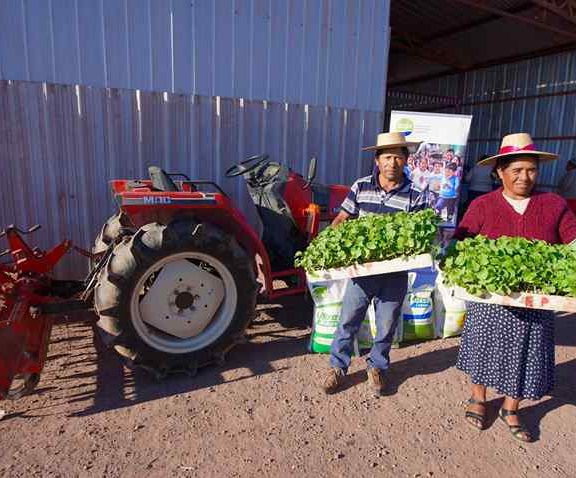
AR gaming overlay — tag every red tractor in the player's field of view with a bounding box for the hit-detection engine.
[0,155,349,398]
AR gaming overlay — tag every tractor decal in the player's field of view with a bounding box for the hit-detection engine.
[122,197,218,206]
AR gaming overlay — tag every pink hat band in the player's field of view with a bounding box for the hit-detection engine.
[499,143,536,154]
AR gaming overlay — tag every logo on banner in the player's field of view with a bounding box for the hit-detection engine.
[394,118,414,137]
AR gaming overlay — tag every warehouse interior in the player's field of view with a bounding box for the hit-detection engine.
[387,0,576,190]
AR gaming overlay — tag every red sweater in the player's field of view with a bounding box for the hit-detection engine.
[455,189,576,244]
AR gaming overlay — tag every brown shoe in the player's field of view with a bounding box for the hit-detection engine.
[322,368,345,394]
[367,368,385,396]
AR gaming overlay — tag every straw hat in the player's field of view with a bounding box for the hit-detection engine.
[362,131,421,152]
[478,133,558,166]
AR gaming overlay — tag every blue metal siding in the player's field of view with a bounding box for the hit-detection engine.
[0,0,28,80]
[53,0,80,85]
[0,80,383,278]
[0,2,390,280]
[25,0,54,82]
[172,0,194,93]
[0,0,390,111]
[101,0,128,88]
[125,0,152,89]
[78,0,106,86]
[250,0,269,100]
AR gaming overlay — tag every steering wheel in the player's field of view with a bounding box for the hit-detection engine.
[225,154,270,178]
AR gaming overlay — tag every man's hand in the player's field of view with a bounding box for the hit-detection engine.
[331,210,350,227]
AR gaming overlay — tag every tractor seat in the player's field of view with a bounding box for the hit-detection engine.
[148,166,178,192]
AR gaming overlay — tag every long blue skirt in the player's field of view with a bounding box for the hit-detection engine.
[456,302,555,400]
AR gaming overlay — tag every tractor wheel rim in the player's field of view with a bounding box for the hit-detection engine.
[130,252,238,354]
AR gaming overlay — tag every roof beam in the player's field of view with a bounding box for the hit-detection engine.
[423,2,534,42]
[389,40,576,88]
[531,0,576,26]
[450,0,576,39]
[391,30,470,70]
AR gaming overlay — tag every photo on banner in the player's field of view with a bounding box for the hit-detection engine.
[390,111,473,228]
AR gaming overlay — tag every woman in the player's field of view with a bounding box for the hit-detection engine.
[454,133,576,442]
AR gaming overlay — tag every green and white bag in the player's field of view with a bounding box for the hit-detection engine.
[434,272,466,338]
[308,279,377,354]
[402,283,436,342]
[308,279,348,353]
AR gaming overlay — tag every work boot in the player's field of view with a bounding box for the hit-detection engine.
[367,367,385,397]
[322,368,345,394]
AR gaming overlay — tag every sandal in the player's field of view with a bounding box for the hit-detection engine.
[498,408,533,443]
[465,397,486,430]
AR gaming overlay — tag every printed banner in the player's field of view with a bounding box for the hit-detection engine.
[390,110,473,227]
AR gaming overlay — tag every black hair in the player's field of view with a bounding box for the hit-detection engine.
[374,147,409,159]
[490,167,500,184]
[496,155,539,171]
[446,163,458,172]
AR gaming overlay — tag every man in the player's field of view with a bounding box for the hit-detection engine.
[557,158,576,200]
[324,131,431,397]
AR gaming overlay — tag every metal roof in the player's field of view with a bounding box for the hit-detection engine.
[390,0,576,86]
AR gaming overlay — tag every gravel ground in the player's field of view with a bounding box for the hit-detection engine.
[0,298,574,478]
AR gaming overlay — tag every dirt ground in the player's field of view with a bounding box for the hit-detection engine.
[0,296,575,478]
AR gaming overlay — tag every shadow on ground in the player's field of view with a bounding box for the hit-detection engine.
[12,303,576,428]
[458,314,576,442]
[15,295,313,418]
[522,360,576,440]
[383,345,459,396]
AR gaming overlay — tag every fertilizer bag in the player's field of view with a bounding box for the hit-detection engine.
[434,272,466,338]
[309,280,376,354]
[402,283,435,341]
[307,279,348,353]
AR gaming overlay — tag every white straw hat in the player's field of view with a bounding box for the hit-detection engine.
[362,131,421,152]
[478,133,558,166]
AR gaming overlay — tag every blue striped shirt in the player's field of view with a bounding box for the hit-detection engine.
[340,171,431,217]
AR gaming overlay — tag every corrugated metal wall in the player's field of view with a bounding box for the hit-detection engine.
[0,1,391,278]
[0,0,389,111]
[0,80,382,278]
[388,50,576,189]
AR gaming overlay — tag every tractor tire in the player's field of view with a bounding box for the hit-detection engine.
[93,212,134,256]
[94,219,258,376]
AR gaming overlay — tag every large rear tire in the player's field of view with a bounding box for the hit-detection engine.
[93,212,134,256]
[94,220,258,375]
